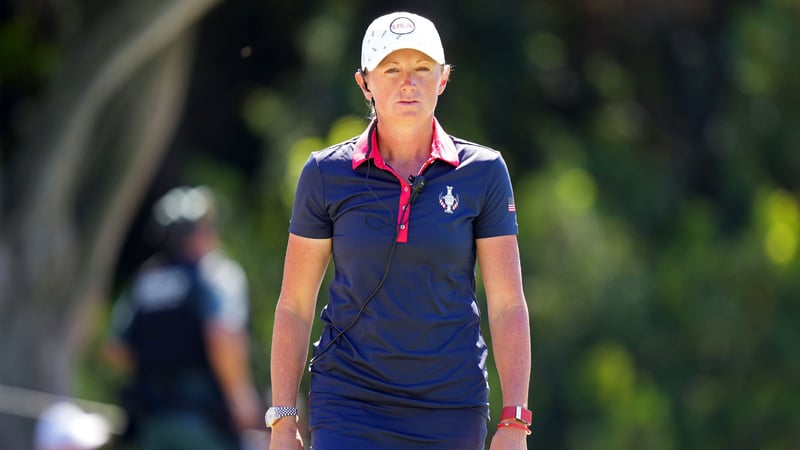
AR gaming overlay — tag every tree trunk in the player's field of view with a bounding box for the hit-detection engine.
[0,0,220,447]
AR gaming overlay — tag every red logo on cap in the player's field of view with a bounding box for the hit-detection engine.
[390,17,415,35]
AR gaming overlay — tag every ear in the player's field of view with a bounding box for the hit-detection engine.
[437,65,451,95]
[355,69,372,99]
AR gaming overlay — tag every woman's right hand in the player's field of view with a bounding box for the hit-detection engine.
[268,420,304,450]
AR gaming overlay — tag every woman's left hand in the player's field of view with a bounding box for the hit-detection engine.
[489,427,529,450]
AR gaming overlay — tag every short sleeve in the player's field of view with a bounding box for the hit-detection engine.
[288,154,333,238]
[198,252,249,331]
[473,154,518,238]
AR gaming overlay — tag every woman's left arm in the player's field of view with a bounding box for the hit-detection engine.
[477,235,531,448]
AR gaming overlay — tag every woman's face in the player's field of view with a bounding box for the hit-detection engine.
[361,48,450,124]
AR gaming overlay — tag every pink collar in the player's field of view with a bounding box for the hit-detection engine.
[351,118,460,170]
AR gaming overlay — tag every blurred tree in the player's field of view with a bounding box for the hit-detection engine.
[0,0,220,446]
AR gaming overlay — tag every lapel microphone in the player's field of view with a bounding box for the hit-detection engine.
[409,175,426,205]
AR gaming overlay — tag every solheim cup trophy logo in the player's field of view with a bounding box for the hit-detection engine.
[439,186,459,214]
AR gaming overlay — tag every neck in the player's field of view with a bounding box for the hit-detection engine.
[375,118,434,165]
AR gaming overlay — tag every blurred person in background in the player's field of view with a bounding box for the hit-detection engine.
[267,11,531,450]
[105,186,262,450]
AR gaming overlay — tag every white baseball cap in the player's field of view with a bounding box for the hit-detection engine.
[360,12,445,71]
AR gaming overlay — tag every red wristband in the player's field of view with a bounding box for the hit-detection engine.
[497,420,532,435]
[500,406,533,426]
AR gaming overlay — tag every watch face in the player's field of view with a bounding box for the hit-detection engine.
[265,409,276,426]
[264,409,273,427]
[265,408,282,427]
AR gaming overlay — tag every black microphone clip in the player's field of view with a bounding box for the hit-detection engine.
[409,175,426,205]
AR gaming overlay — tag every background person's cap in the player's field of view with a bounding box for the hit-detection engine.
[152,185,217,232]
[361,12,445,71]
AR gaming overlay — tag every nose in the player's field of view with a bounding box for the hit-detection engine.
[400,70,416,89]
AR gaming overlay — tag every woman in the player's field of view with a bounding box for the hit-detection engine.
[268,11,531,450]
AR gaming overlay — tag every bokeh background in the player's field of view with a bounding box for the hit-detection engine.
[2,0,799,449]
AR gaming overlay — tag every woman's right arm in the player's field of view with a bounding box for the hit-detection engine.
[269,233,331,449]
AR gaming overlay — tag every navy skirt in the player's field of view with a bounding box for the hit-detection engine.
[309,392,488,450]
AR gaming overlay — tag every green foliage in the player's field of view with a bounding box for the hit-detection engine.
[0,13,59,84]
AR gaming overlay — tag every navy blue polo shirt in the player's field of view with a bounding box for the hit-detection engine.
[290,118,518,413]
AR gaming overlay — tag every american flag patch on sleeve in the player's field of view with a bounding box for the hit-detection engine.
[508,197,516,212]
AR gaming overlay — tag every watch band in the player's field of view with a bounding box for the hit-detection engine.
[500,406,533,426]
